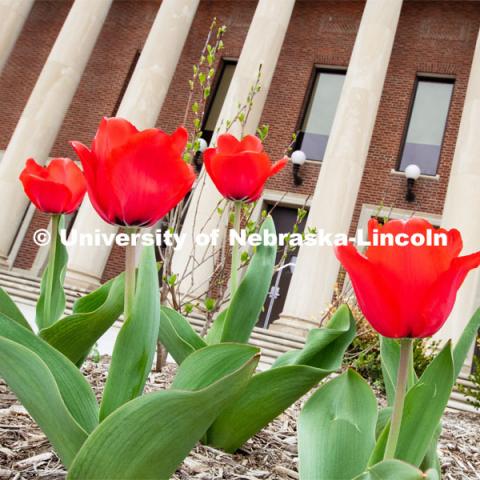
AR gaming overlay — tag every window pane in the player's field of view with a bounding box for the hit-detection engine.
[299,71,345,161]
[399,80,453,176]
[204,62,236,138]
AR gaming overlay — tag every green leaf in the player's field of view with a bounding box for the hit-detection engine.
[221,216,276,343]
[68,351,259,479]
[0,314,98,433]
[158,306,207,364]
[298,370,378,480]
[207,305,356,452]
[172,343,260,390]
[40,274,124,366]
[100,245,160,420]
[453,308,480,379]
[354,460,439,480]
[205,309,227,344]
[0,336,87,467]
[0,287,31,331]
[394,342,454,466]
[36,215,68,330]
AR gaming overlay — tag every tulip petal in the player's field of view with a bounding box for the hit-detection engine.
[335,244,405,337]
[270,156,288,176]
[205,151,272,201]
[240,135,263,153]
[92,117,138,162]
[71,141,118,223]
[107,129,195,225]
[217,134,241,154]
[418,251,480,337]
[365,218,461,310]
[170,127,188,155]
[21,175,72,214]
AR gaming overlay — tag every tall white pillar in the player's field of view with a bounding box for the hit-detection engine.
[0,0,34,74]
[66,0,200,288]
[0,0,113,261]
[438,29,480,351]
[172,0,296,299]
[275,0,404,336]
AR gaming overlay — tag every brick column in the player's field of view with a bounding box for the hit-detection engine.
[275,0,404,336]
[0,0,34,74]
[0,0,113,261]
[66,0,200,288]
[438,28,480,354]
[172,0,296,299]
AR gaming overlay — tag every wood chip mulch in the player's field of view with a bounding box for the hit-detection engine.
[0,358,478,479]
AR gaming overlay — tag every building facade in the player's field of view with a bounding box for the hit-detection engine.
[0,0,479,357]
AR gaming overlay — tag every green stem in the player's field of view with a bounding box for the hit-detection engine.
[384,338,414,460]
[229,202,242,296]
[124,228,138,319]
[44,214,60,327]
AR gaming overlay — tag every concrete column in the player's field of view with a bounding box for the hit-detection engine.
[0,0,113,261]
[172,0,296,299]
[275,0,403,336]
[438,29,480,352]
[66,0,200,288]
[0,0,34,74]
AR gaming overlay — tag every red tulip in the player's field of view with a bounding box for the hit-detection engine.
[335,217,480,338]
[203,133,287,202]
[71,117,195,227]
[19,157,86,214]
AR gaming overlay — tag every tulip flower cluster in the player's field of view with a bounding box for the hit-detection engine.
[2,113,480,480]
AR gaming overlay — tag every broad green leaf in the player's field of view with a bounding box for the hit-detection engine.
[0,337,87,467]
[354,460,439,480]
[36,215,68,330]
[0,287,31,331]
[394,343,454,466]
[158,305,206,364]
[220,216,276,343]
[172,343,260,390]
[298,370,378,480]
[40,274,124,365]
[453,308,480,378]
[100,245,160,420]
[207,305,356,452]
[68,351,259,480]
[0,314,98,433]
[205,308,227,344]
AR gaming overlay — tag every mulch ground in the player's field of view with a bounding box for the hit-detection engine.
[0,358,478,479]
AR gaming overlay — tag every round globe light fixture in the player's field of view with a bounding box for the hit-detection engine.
[291,150,306,186]
[404,164,421,202]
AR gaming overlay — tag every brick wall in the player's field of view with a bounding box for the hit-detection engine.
[3,0,480,281]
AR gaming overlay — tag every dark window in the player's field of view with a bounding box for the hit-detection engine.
[258,204,308,329]
[202,60,237,143]
[398,78,454,176]
[297,70,345,161]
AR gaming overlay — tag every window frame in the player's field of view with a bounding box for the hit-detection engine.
[294,65,347,162]
[396,75,455,176]
[201,57,238,141]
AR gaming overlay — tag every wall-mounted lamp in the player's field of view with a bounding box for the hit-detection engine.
[193,138,208,172]
[291,150,306,186]
[404,164,421,202]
